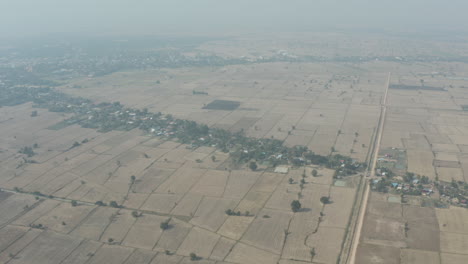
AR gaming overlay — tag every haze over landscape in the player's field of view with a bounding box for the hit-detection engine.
[1,1,468,264]
[2,0,468,36]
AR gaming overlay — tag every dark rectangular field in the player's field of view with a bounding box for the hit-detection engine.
[389,84,445,91]
[203,100,240,110]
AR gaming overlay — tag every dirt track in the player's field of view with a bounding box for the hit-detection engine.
[347,72,390,264]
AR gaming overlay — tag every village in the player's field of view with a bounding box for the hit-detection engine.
[371,148,468,207]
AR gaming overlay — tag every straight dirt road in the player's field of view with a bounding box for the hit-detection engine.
[347,72,391,264]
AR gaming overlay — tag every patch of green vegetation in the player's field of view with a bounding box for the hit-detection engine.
[47,120,77,130]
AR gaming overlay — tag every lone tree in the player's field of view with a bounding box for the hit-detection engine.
[310,247,316,258]
[291,200,302,212]
[131,211,142,218]
[288,178,294,184]
[160,218,171,230]
[130,175,136,183]
[211,155,216,162]
[312,169,318,177]
[320,196,330,204]
[249,161,258,171]
[71,200,78,207]
[95,200,106,206]
[189,253,199,261]
[109,201,121,208]
[31,110,38,117]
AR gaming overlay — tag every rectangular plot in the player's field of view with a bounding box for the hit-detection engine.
[177,227,220,258]
[190,197,238,232]
[9,231,82,264]
[0,225,28,253]
[54,240,101,264]
[436,167,464,182]
[223,170,261,200]
[241,209,292,254]
[0,194,39,226]
[100,209,136,244]
[133,167,175,194]
[170,193,203,216]
[150,253,183,264]
[440,232,468,255]
[155,166,206,195]
[210,237,236,261]
[321,186,356,228]
[282,212,319,261]
[13,199,61,227]
[407,150,436,179]
[355,243,400,264]
[306,227,345,264]
[140,193,182,214]
[34,203,96,234]
[122,249,157,264]
[154,218,192,252]
[234,191,271,216]
[86,244,134,264]
[441,253,468,264]
[217,216,253,240]
[122,214,166,250]
[189,170,228,197]
[401,249,440,264]
[436,207,468,234]
[225,242,279,264]
[0,229,43,263]
[70,207,118,240]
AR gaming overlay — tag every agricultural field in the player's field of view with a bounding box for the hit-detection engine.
[0,102,361,263]
[356,61,468,264]
[57,61,384,161]
[356,191,468,264]
[381,62,468,183]
[2,31,468,264]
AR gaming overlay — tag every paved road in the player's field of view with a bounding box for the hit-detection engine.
[347,72,391,264]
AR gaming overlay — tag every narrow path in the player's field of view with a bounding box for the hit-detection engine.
[347,72,390,264]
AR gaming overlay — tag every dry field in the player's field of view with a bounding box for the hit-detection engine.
[58,61,385,162]
[3,33,468,264]
[356,190,468,264]
[355,60,468,263]
[0,102,360,263]
[380,62,468,183]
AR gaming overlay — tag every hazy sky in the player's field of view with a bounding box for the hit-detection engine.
[1,0,467,37]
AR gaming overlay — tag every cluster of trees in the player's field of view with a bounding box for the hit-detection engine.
[437,180,468,204]
[372,171,432,195]
[225,209,250,216]
[18,146,35,157]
